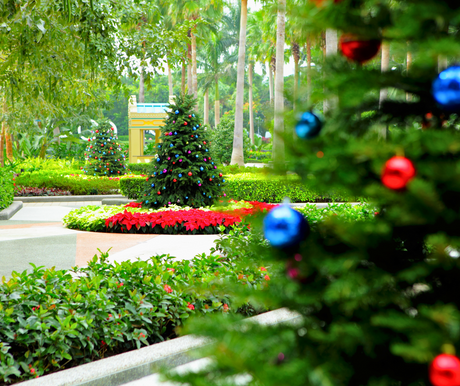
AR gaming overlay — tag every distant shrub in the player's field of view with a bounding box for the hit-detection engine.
[127,163,150,175]
[210,113,250,165]
[0,167,14,210]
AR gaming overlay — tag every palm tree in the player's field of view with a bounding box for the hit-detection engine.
[230,0,248,166]
[272,0,286,165]
[323,29,338,113]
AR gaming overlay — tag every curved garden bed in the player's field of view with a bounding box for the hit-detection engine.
[63,201,278,234]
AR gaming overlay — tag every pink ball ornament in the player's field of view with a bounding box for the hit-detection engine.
[188,151,191,154]
[204,158,207,162]
[179,159,182,162]
[173,121,175,123]
[198,183,202,186]
[168,157,170,160]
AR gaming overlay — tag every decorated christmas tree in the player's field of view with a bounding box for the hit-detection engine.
[141,94,225,208]
[82,120,128,177]
[165,1,460,386]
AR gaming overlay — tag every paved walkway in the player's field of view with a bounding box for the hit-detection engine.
[0,202,218,278]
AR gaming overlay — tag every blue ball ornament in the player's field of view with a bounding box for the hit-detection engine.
[196,155,199,158]
[200,167,204,171]
[146,200,149,203]
[193,127,197,131]
[175,110,179,114]
[295,111,323,139]
[151,183,155,187]
[186,197,188,199]
[263,204,310,249]
[179,174,182,177]
[432,65,460,112]
[175,154,179,158]
[174,132,177,135]
[192,114,195,117]
[157,158,160,162]
[170,144,173,147]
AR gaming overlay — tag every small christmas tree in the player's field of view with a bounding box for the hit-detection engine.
[141,94,225,208]
[82,119,128,177]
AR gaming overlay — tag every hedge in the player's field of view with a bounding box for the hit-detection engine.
[120,173,349,202]
[15,171,120,195]
[127,163,150,175]
[0,167,14,210]
[0,252,267,383]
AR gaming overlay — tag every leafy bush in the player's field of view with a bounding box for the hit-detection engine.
[210,113,250,165]
[15,171,120,195]
[127,163,150,175]
[14,187,71,196]
[247,150,272,161]
[219,164,267,175]
[0,167,14,210]
[14,158,83,174]
[120,174,350,202]
[0,251,268,383]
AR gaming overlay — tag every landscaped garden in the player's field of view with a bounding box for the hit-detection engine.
[2,0,460,385]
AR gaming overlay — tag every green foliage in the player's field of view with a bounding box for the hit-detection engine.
[120,174,349,202]
[226,173,348,202]
[15,171,119,195]
[120,176,145,199]
[219,164,267,175]
[14,158,83,173]
[209,112,250,165]
[127,163,150,175]
[0,167,14,210]
[0,251,267,383]
[141,94,225,208]
[247,150,272,161]
[82,120,128,177]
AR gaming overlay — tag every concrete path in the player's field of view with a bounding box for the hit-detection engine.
[0,202,219,278]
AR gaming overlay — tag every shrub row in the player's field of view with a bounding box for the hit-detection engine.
[15,171,120,195]
[120,173,349,203]
[127,163,150,175]
[0,167,14,210]
[0,251,268,383]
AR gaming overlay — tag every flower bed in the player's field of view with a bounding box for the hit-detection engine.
[0,251,269,383]
[64,201,278,234]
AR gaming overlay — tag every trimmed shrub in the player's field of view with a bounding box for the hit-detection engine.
[210,112,250,165]
[120,174,349,202]
[0,167,14,210]
[127,163,150,175]
[15,171,119,195]
[0,251,267,383]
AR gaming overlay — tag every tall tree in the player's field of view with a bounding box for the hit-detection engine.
[272,0,286,165]
[230,0,249,166]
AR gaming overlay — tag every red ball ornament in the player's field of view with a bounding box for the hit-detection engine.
[209,178,212,181]
[88,138,91,142]
[339,34,381,64]
[96,130,99,133]
[110,147,113,150]
[90,145,93,149]
[189,115,192,118]
[219,173,223,177]
[101,144,104,147]
[188,172,192,176]
[430,354,460,386]
[381,156,416,190]
[173,179,177,182]
[118,171,120,174]
[157,191,161,195]
[184,122,188,126]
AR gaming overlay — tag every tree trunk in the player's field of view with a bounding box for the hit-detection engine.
[267,61,274,103]
[204,89,209,125]
[292,41,300,111]
[215,78,220,127]
[248,62,255,145]
[273,0,286,165]
[230,0,248,166]
[307,37,312,102]
[323,29,338,113]
[379,42,390,106]
[2,98,12,161]
[139,68,145,103]
[181,60,186,94]
[406,51,412,101]
[215,100,220,128]
[53,127,61,145]
[187,44,192,95]
[438,56,448,72]
[168,62,174,97]
[191,32,198,99]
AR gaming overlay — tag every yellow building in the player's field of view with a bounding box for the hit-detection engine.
[128,95,172,163]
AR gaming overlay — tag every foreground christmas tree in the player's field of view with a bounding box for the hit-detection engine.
[141,94,225,208]
[165,1,460,386]
[82,119,128,176]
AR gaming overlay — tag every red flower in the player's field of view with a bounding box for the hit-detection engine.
[30,368,35,374]
[260,267,267,271]
[223,304,229,312]
[264,275,270,281]
[187,302,195,310]
[164,285,173,293]
[167,268,175,273]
